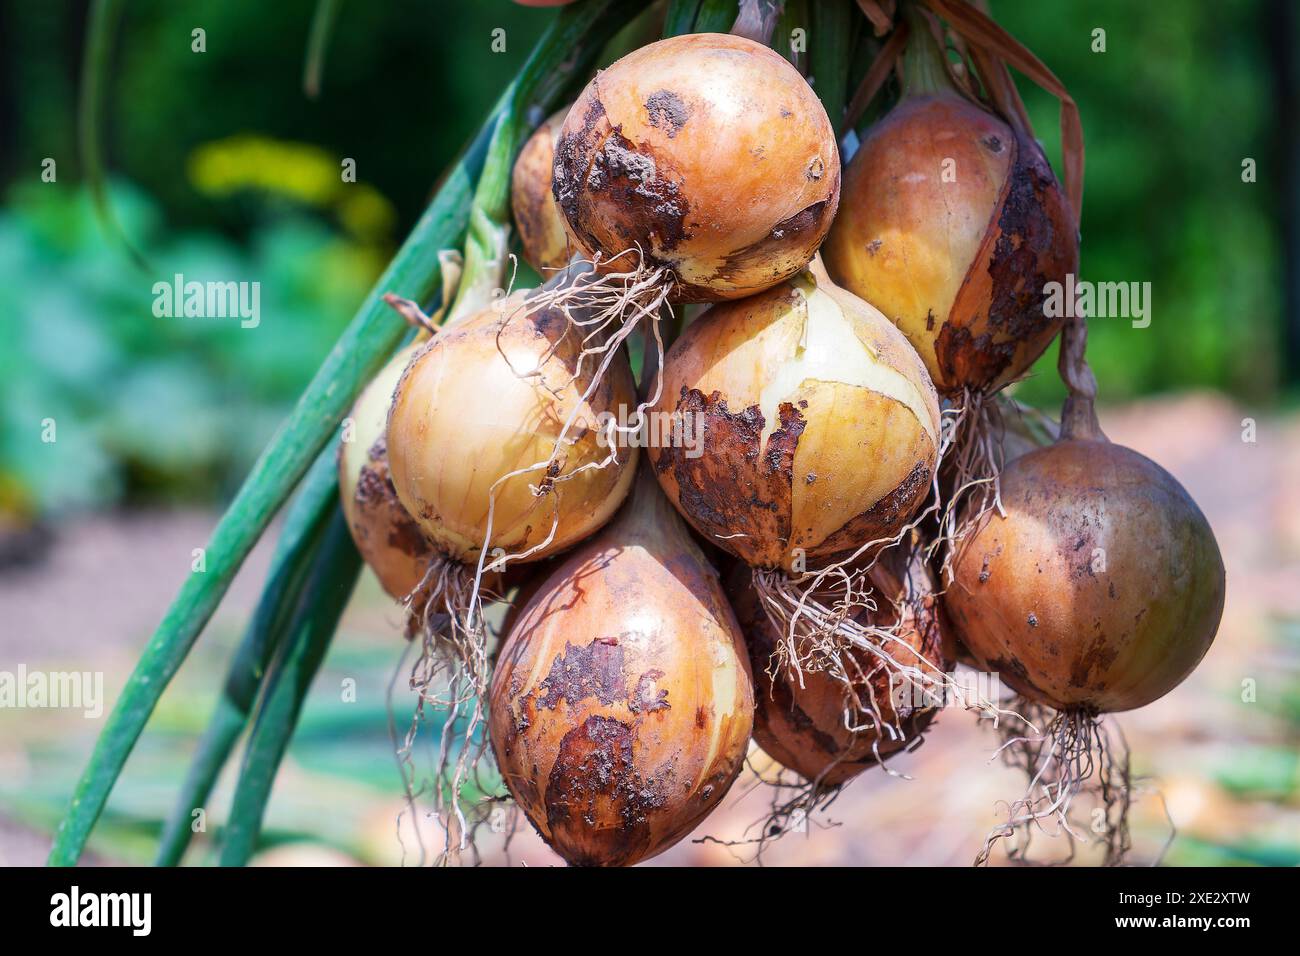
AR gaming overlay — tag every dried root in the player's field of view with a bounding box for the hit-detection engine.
[397,554,512,864]
[931,387,1008,582]
[977,699,1133,866]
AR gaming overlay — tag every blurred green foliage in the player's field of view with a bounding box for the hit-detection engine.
[0,0,1291,515]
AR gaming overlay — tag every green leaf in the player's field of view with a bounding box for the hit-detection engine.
[217,506,361,867]
[153,447,341,866]
[664,0,702,36]
[694,0,739,33]
[811,0,852,134]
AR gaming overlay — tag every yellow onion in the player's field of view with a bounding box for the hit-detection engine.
[338,341,434,600]
[511,109,573,273]
[946,426,1225,713]
[729,546,951,786]
[823,23,1077,395]
[387,291,638,564]
[649,261,941,573]
[489,467,754,866]
[553,32,839,302]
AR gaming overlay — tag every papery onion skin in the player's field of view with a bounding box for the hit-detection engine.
[338,342,434,600]
[946,439,1225,713]
[553,33,840,302]
[728,549,951,786]
[649,265,941,571]
[511,110,573,273]
[386,294,638,564]
[489,471,754,867]
[823,92,1077,395]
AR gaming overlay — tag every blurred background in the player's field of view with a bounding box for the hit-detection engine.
[1,0,1297,866]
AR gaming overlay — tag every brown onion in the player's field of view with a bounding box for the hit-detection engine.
[946,423,1225,714]
[338,341,433,599]
[489,467,754,866]
[511,109,572,274]
[823,23,1076,396]
[649,261,941,572]
[729,546,951,786]
[387,291,638,564]
[553,32,839,302]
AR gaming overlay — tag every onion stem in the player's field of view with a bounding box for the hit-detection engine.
[900,2,954,99]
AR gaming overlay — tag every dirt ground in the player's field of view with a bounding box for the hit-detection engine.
[1,392,1297,866]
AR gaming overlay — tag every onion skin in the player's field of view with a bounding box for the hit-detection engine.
[553,33,839,302]
[489,471,754,866]
[729,549,951,786]
[946,439,1225,713]
[386,294,638,563]
[338,342,433,600]
[823,92,1077,395]
[649,264,941,571]
[511,110,573,273]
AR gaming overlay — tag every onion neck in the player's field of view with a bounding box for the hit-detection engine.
[1056,313,1105,442]
[730,0,782,44]
[445,93,518,327]
[899,3,955,100]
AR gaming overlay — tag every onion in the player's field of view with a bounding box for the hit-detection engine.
[728,545,951,787]
[553,33,839,303]
[823,24,1076,397]
[945,318,1225,864]
[387,291,638,565]
[511,109,572,273]
[338,341,433,600]
[946,432,1224,715]
[649,260,940,573]
[489,467,754,866]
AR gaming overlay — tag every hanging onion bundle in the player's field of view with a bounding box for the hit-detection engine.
[648,260,941,688]
[489,466,754,867]
[823,6,1078,571]
[944,318,1225,864]
[510,108,572,274]
[729,543,952,791]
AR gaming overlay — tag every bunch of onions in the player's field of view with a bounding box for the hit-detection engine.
[648,259,942,689]
[510,108,572,274]
[823,6,1078,569]
[728,543,952,797]
[944,317,1226,865]
[489,465,754,867]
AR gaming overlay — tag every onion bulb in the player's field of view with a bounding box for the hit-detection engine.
[552,32,839,302]
[649,260,941,572]
[947,428,1225,715]
[338,341,433,600]
[945,319,1224,864]
[489,467,754,866]
[729,545,951,787]
[387,291,638,565]
[511,109,572,273]
[823,23,1076,396]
